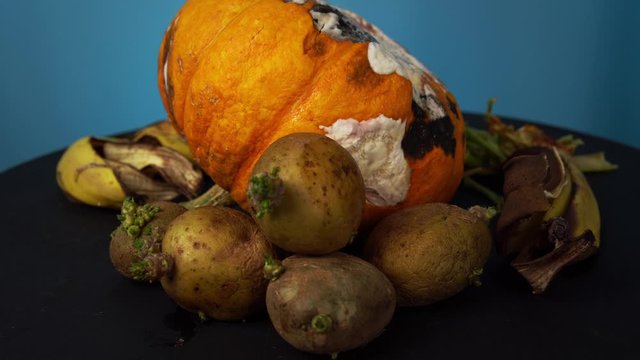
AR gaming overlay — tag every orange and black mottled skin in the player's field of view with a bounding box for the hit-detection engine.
[157,0,465,228]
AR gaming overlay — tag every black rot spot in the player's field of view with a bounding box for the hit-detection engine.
[311,4,376,43]
[402,100,456,159]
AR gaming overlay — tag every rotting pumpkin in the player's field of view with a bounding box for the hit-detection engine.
[157,0,465,227]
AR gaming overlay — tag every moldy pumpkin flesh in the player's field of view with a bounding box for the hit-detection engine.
[158,0,465,226]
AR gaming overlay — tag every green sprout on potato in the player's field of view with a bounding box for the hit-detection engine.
[109,200,186,283]
[129,259,151,281]
[468,268,484,287]
[129,253,174,282]
[247,167,283,219]
[311,314,333,334]
[116,197,161,258]
[263,256,285,281]
[117,197,159,238]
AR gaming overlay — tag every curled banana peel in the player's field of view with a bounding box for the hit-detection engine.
[56,136,127,208]
[464,101,616,293]
[56,121,210,208]
[496,147,601,294]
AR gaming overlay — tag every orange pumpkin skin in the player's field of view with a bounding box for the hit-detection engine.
[158,0,465,227]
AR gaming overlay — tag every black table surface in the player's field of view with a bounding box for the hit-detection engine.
[1,113,639,360]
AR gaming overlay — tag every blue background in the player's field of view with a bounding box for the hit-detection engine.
[1,0,638,171]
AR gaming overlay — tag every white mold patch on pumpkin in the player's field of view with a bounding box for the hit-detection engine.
[320,115,411,207]
[421,84,446,120]
[310,9,342,38]
[283,0,327,5]
[335,7,448,121]
[367,42,446,122]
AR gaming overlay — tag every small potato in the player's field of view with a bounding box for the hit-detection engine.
[109,200,185,281]
[161,206,275,321]
[363,203,492,306]
[248,133,365,255]
[266,252,395,356]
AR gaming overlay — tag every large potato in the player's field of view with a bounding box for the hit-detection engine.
[160,206,275,320]
[266,252,395,355]
[247,133,365,255]
[363,203,492,306]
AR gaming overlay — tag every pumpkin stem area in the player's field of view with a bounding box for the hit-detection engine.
[247,167,284,218]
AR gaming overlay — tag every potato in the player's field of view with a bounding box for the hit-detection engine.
[247,133,365,255]
[160,206,275,321]
[363,203,492,306]
[109,199,185,281]
[266,252,395,356]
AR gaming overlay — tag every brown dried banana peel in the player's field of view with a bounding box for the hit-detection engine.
[496,147,600,293]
